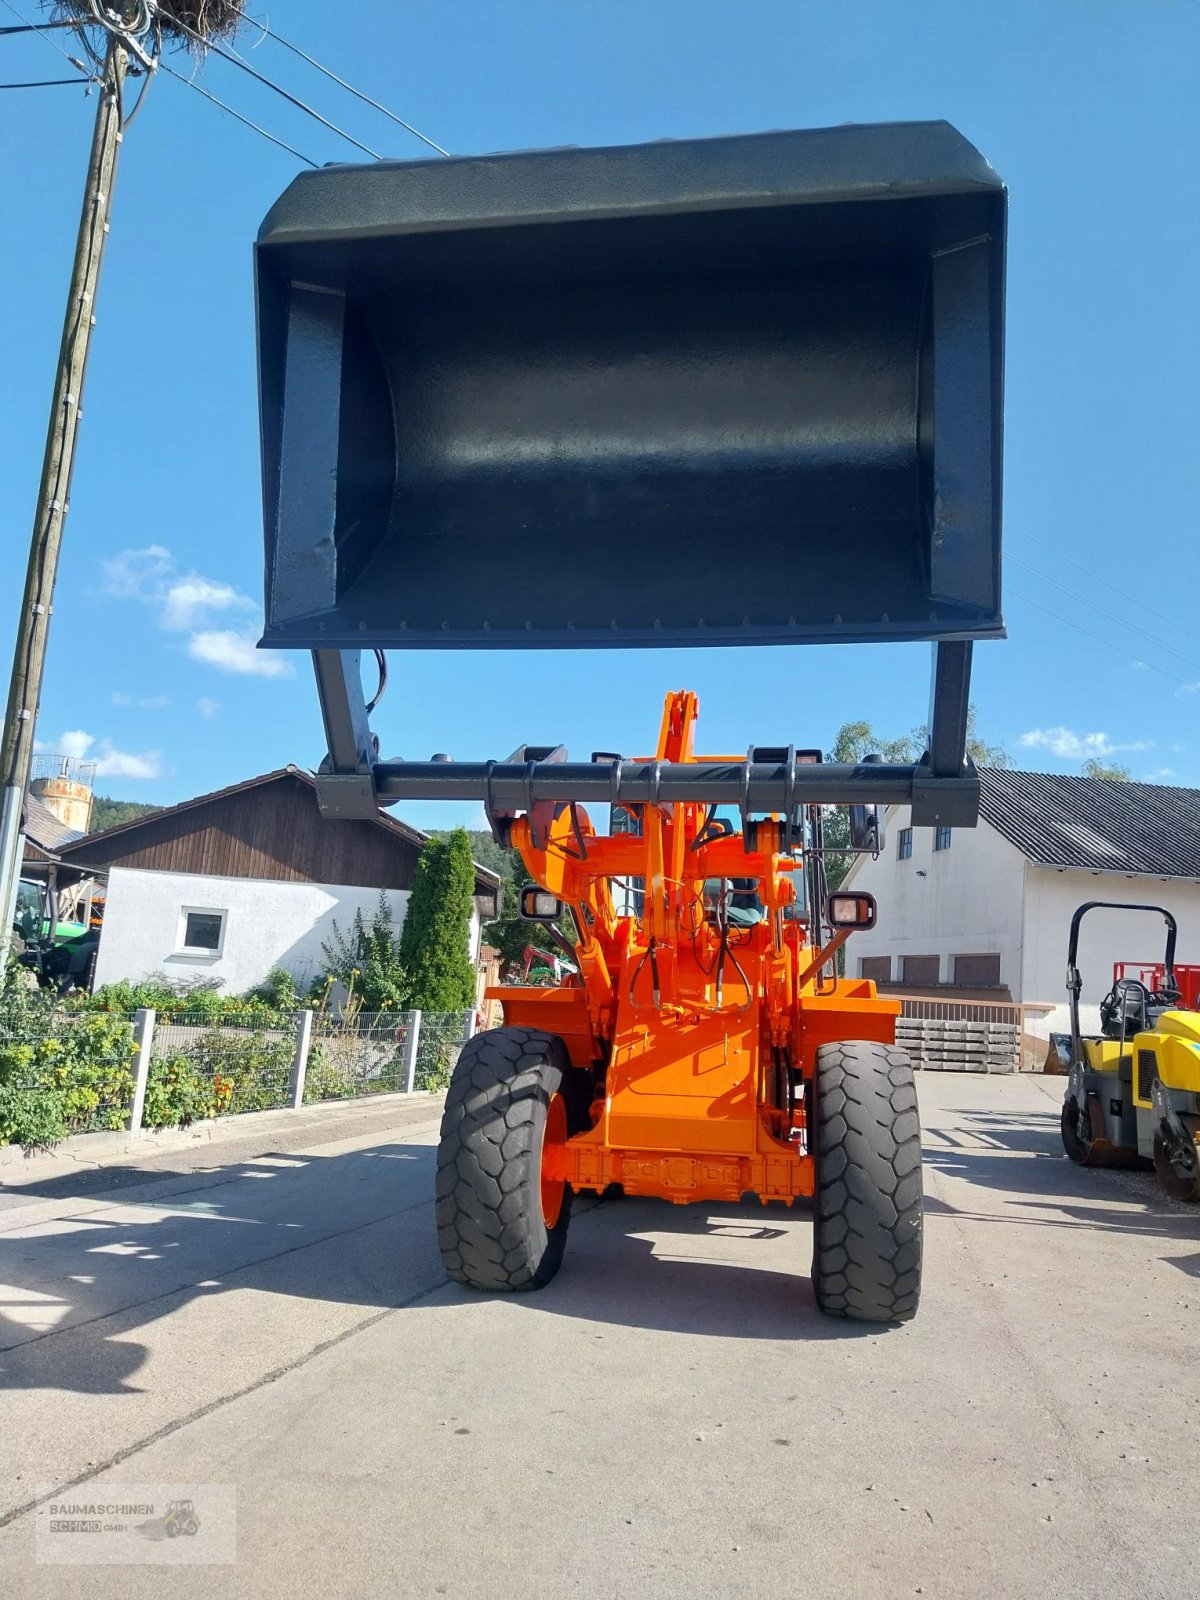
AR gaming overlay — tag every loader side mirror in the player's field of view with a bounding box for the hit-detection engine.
[520,886,564,922]
[848,803,885,853]
[825,892,877,931]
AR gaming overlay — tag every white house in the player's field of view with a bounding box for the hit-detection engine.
[57,767,501,996]
[843,769,1200,1036]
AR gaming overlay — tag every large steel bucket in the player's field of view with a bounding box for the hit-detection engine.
[257,121,1005,653]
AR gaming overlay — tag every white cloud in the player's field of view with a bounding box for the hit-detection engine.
[1019,727,1151,761]
[101,545,173,600]
[138,694,171,710]
[99,547,291,690]
[1178,681,1200,697]
[111,691,132,707]
[54,728,96,760]
[196,696,221,719]
[160,576,254,633]
[1129,660,1147,672]
[1145,767,1176,781]
[35,729,163,780]
[187,630,293,679]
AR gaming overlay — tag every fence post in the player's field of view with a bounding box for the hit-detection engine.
[128,1007,155,1134]
[462,1008,477,1044]
[402,1009,422,1094]
[289,1009,314,1110]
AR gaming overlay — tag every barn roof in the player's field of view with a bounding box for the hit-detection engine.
[977,769,1200,878]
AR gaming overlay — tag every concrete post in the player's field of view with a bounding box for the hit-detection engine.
[462,1008,478,1044]
[128,1007,155,1135]
[289,1009,314,1110]
[402,1009,422,1094]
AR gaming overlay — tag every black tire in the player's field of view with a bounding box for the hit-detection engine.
[1153,1128,1200,1202]
[1061,1095,1095,1164]
[436,1026,578,1292]
[811,1040,923,1323]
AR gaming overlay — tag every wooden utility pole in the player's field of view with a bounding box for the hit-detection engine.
[0,35,127,953]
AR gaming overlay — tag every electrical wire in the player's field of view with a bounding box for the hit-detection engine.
[1009,554,1200,674]
[1007,585,1197,690]
[157,53,317,166]
[1015,528,1199,643]
[164,10,384,159]
[241,12,450,157]
[0,17,75,32]
[0,0,91,74]
[0,76,94,87]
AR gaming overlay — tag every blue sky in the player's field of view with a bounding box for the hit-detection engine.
[1,0,1197,831]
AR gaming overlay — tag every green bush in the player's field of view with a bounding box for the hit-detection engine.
[320,891,408,1012]
[185,1027,295,1114]
[141,1051,212,1130]
[0,975,136,1149]
[248,967,301,1012]
[301,1045,353,1104]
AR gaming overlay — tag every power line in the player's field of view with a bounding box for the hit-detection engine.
[242,13,449,157]
[158,54,317,168]
[1013,527,1199,644]
[0,17,75,33]
[0,76,95,88]
[1009,554,1200,673]
[164,10,384,159]
[0,0,90,74]
[1007,585,1196,691]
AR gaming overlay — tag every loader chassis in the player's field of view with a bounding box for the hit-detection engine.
[434,692,924,1322]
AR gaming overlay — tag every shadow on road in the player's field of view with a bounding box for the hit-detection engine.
[474,1195,881,1342]
[0,1138,893,1401]
[0,1142,438,1397]
[923,1099,1200,1254]
[16,1085,1190,1402]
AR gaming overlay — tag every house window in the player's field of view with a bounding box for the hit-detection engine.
[953,953,1002,987]
[902,954,940,986]
[897,828,913,861]
[934,825,952,852]
[178,907,226,956]
[860,956,892,984]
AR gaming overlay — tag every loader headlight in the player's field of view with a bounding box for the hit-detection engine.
[520,886,565,922]
[825,892,877,931]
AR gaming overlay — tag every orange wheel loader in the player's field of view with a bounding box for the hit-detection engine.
[254,121,1006,1322]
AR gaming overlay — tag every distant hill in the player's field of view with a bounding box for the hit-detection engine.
[89,796,163,833]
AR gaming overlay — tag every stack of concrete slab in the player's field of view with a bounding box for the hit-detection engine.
[896,1017,1019,1074]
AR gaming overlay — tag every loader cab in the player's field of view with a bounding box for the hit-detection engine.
[702,877,766,928]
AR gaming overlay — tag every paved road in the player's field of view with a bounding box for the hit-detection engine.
[0,1075,1196,1599]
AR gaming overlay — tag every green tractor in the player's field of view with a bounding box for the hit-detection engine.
[1060,901,1200,1200]
[12,878,99,993]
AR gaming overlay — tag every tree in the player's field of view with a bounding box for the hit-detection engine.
[1082,758,1131,782]
[398,830,478,1012]
[89,796,161,833]
[821,709,1009,888]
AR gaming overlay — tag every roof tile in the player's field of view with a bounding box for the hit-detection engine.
[978,769,1200,877]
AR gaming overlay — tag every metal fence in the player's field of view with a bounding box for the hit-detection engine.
[131,1005,475,1132]
[0,1006,476,1149]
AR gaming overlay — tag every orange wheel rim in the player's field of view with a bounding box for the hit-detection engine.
[540,1092,568,1228]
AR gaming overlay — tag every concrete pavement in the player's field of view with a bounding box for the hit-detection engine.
[0,1075,1197,1598]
